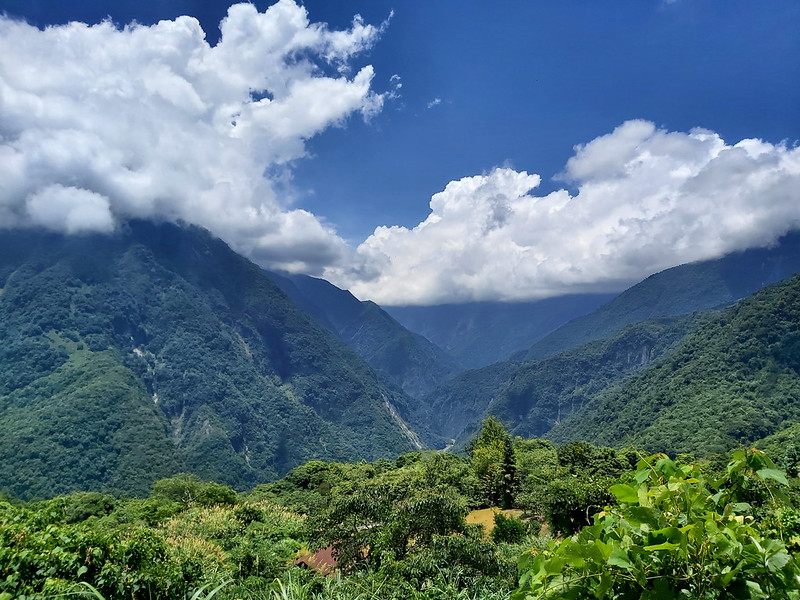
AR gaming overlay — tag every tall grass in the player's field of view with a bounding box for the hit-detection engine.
[223,568,511,600]
[56,580,229,600]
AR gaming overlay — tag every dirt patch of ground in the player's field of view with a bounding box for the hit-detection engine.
[466,507,525,537]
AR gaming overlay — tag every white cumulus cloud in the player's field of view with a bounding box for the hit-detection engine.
[2,9,797,305]
[26,185,115,234]
[0,0,384,273]
[327,120,800,305]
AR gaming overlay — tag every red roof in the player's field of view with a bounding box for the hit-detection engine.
[294,546,338,575]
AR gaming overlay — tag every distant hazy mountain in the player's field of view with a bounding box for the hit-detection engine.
[0,222,429,500]
[384,294,616,368]
[265,272,460,398]
[522,232,800,361]
[549,274,800,455]
[416,361,520,443]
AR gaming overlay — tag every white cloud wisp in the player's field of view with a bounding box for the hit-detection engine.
[0,0,384,272]
[328,120,800,305]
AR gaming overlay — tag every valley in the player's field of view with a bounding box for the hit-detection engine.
[2,0,798,595]
[2,223,800,600]
[2,224,800,499]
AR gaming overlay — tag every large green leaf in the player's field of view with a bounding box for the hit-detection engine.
[757,468,789,486]
[643,541,679,552]
[610,483,638,504]
[607,547,634,571]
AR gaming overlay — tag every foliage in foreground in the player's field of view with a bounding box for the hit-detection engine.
[2,427,799,600]
[0,447,525,600]
[515,449,800,599]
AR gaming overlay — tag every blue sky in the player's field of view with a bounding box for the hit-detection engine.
[299,0,800,238]
[1,1,799,304]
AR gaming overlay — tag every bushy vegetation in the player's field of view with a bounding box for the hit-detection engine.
[515,449,800,599]
[2,419,798,600]
[0,424,527,600]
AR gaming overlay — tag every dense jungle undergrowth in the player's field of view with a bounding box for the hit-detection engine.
[3,418,800,600]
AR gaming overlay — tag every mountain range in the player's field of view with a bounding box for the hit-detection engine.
[549,272,800,455]
[0,222,431,500]
[384,294,615,368]
[521,233,800,361]
[1,223,799,500]
[411,232,800,447]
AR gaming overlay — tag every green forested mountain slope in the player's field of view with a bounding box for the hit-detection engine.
[422,314,706,446]
[494,314,709,439]
[522,232,800,361]
[0,345,182,501]
[549,274,800,455]
[265,271,460,398]
[384,294,616,368]
[0,222,424,500]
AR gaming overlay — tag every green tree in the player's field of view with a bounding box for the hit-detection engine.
[783,444,800,478]
[150,473,236,507]
[469,417,519,509]
[492,512,528,544]
[308,452,476,573]
[312,485,467,572]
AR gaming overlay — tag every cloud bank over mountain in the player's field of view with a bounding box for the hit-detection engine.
[0,0,382,272]
[328,121,800,304]
[1,2,798,304]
